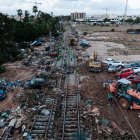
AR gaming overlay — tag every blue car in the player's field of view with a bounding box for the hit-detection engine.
[0,90,6,100]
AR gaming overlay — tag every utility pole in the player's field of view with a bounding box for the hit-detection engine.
[102,8,108,19]
[124,0,128,21]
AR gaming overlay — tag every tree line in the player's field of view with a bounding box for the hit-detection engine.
[0,10,62,73]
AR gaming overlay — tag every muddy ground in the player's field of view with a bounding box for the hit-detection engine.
[79,60,140,139]
[75,24,140,139]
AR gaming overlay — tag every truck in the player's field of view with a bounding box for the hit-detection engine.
[104,78,140,109]
[88,51,102,72]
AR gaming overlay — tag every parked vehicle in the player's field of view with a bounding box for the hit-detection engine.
[103,58,114,65]
[116,68,135,79]
[104,78,140,109]
[88,51,102,72]
[0,89,6,100]
[127,75,140,84]
[107,65,122,73]
[31,40,42,46]
[125,62,140,68]
[36,37,46,43]
[110,61,125,67]
[25,78,47,89]
[103,58,125,67]
[79,39,91,47]
[132,67,140,73]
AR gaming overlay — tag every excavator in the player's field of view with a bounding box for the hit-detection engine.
[88,51,102,72]
[104,78,140,109]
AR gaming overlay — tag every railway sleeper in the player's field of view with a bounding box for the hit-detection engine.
[36,118,48,122]
[64,132,78,137]
[64,137,78,140]
[65,117,78,121]
[34,122,46,126]
[31,134,44,138]
[67,105,77,107]
[31,130,45,134]
[65,124,78,129]
[65,128,78,133]
[33,125,46,129]
[65,121,78,125]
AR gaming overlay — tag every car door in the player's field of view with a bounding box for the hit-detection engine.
[121,70,126,78]
[125,69,131,77]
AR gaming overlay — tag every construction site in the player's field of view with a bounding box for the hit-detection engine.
[0,22,140,140]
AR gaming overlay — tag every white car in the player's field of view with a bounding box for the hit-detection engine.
[103,58,114,65]
[110,61,125,67]
[132,67,140,73]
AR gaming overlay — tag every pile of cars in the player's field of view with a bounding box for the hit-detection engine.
[103,58,140,110]
[104,58,140,79]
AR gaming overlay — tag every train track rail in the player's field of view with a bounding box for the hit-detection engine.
[59,30,81,139]
[30,97,57,140]
[60,73,80,140]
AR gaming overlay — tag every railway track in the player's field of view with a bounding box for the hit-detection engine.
[59,30,81,139]
[59,73,80,140]
[30,97,57,139]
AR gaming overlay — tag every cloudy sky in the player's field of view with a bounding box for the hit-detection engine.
[0,0,140,16]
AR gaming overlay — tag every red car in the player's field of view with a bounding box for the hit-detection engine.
[127,75,140,84]
[117,68,135,79]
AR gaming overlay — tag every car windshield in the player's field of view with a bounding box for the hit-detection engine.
[110,65,116,68]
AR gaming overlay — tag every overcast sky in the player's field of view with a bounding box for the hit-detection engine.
[0,0,140,16]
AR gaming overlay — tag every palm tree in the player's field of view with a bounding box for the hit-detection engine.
[37,10,42,17]
[17,9,23,21]
[24,10,30,22]
[25,10,30,18]
[33,5,38,17]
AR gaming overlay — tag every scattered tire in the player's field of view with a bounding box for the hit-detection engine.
[118,97,130,109]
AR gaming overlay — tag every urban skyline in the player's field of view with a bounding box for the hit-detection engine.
[0,0,140,16]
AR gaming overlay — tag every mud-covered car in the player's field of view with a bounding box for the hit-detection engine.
[25,78,47,89]
[107,65,122,73]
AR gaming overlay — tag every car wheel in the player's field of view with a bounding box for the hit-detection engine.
[118,97,130,109]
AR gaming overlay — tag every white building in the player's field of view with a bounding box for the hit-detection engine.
[71,12,86,21]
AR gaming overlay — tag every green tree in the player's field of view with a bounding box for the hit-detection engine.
[33,5,38,17]
[104,18,110,22]
[0,13,19,64]
[24,10,30,22]
[17,9,23,21]
[135,17,140,23]
[126,18,134,23]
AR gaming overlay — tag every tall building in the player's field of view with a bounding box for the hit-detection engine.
[71,12,86,21]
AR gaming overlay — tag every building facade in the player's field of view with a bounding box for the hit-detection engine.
[71,12,86,21]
